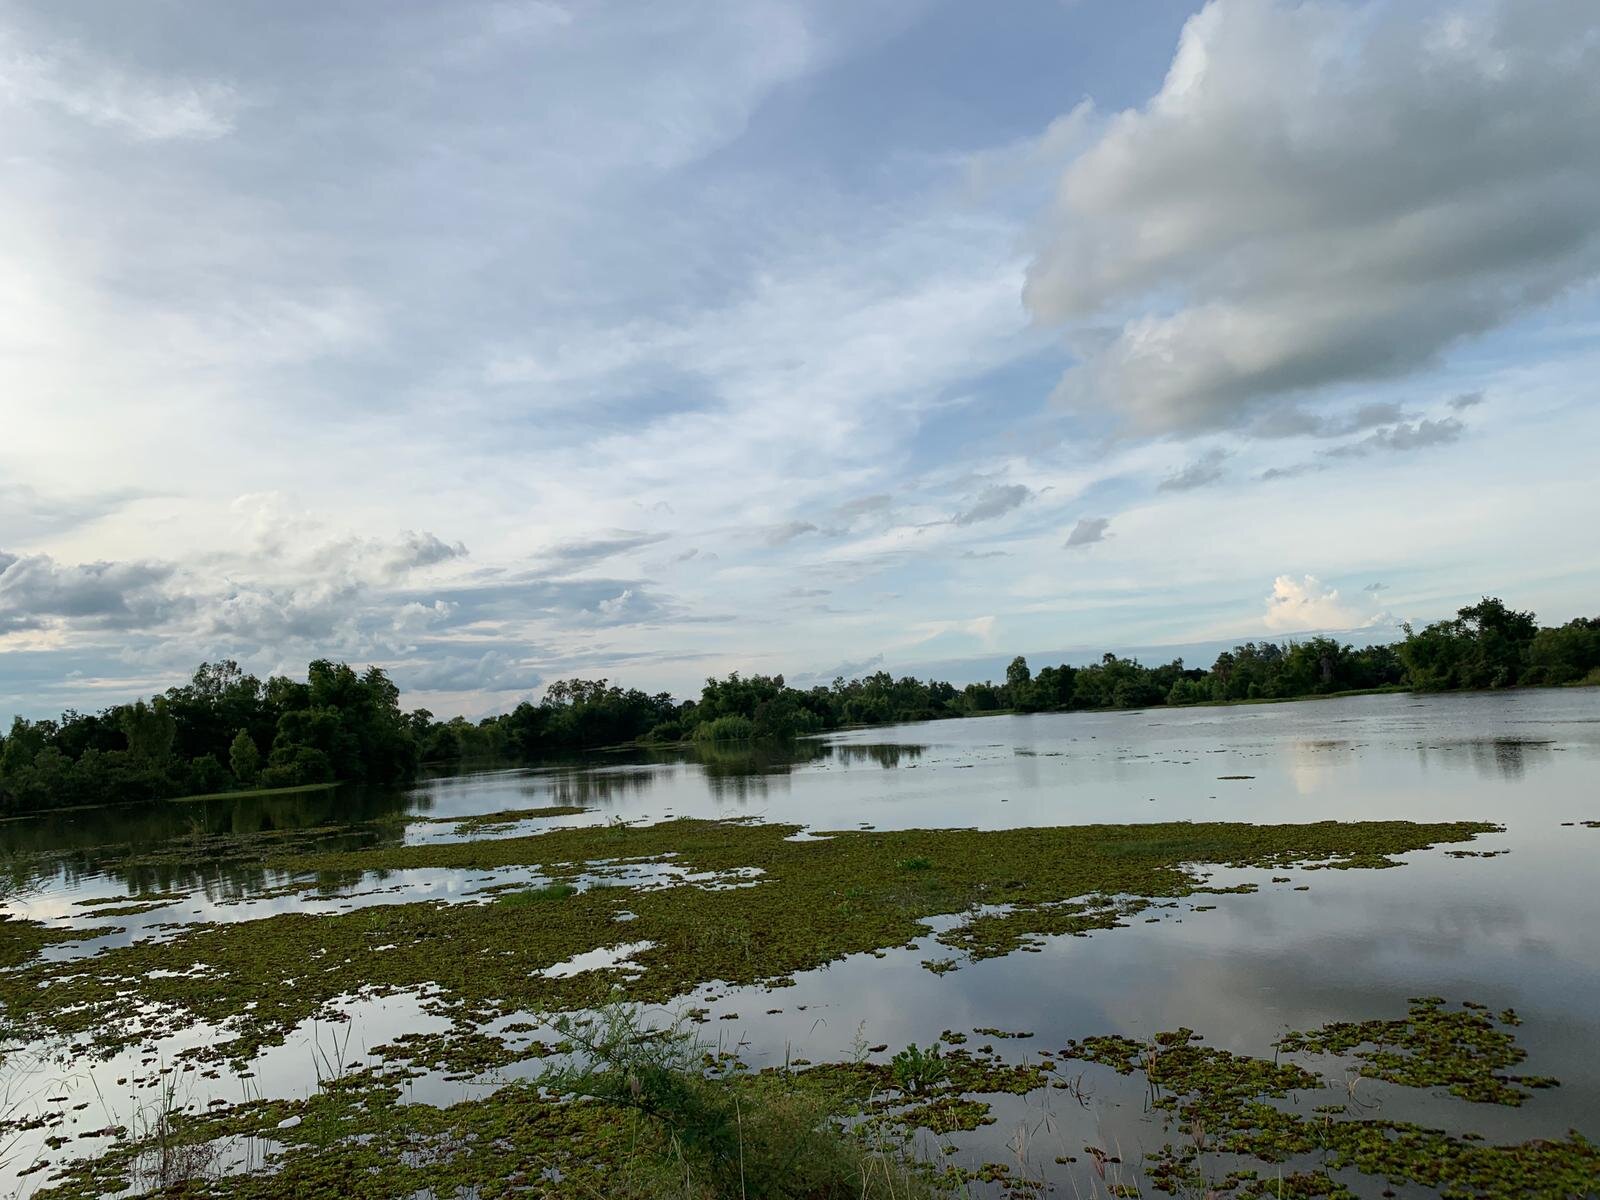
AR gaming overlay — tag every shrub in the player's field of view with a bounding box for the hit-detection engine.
[691,715,756,743]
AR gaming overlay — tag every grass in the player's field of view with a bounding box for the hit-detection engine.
[493,882,579,907]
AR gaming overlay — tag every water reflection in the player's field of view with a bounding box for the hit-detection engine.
[2,786,418,901]
[1413,736,1557,779]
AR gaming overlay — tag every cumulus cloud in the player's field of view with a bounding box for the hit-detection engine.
[1025,0,1600,433]
[1158,448,1230,491]
[392,600,459,635]
[1064,516,1110,548]
[381,530,469,575]
[402,651,544,694]
[953,484,1031,526]
[0,550,184,632]
[1263,574,1380,632]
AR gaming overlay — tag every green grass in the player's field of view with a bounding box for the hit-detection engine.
[493,882,578,907]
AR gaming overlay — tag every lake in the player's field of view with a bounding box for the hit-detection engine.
[3,688,1598,1198]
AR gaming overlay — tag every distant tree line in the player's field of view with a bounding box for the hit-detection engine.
[0,660,418,814]
[2,598,1596,813]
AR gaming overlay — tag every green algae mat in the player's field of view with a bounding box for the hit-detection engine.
[1,816,1495,1060]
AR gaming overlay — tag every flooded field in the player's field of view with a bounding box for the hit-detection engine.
[3,688,1598,1198]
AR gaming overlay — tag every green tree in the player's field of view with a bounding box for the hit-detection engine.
[229,729,261,785]
[118,699,176,761]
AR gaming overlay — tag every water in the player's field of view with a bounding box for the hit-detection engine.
[3,688,1599,1196]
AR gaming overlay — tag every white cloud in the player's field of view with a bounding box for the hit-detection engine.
[1262,574,1379,633]
[1025,0,1600,433]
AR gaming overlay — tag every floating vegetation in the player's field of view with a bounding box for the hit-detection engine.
[0,916,108,970]
[27,999,1598,1200]
[436,803,590,834]
[0,817,1496,1063]
[1066,1000,1598,1198]
[1276,996,1558,1106]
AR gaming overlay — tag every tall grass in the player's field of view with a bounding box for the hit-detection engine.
[542,1003,952,1199]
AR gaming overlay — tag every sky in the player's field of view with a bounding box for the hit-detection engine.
[2,0,1599,719]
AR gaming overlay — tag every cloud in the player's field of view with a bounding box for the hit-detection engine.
[0,483,144,543]
[1249,402,1407,441]
[1025,0,1600,433]
[1450,391,1486,410]
[382,530,469,575]
[538,532,669,571]
[0,30,239,140]
[762,520,820,547]
[0,550,183,632]
[402,651,544,694]
[832,493,894,522]
[1262,574,1378,633]
[1257,463,1326,482]
[789,653,886,686]
[1158,448,1230,491]
[953,484,1031,526]
[1064,516,1110,548]
[960,549,1009,560]
[1363,582,1387,592]
[1324,417,1466,458]
[392,600,459,635]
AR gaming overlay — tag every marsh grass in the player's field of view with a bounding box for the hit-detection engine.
[541,1003,953,1199]
[494,882,579,907]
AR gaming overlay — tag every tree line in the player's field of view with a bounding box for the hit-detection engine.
[2,597,1595,813]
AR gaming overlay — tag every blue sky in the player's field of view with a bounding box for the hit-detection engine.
[2,0,1598,718]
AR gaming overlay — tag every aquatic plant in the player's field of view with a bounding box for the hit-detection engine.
[0,816,1497,1063]
[890,1042,949,1094]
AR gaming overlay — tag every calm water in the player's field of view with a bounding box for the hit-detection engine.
[3,688,1599,1196]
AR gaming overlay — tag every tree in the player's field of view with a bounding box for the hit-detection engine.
[118,700,176,761]
[229,730,261,785]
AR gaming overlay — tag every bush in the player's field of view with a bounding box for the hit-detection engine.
[259,745,335,789]
[691,715,756,743]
